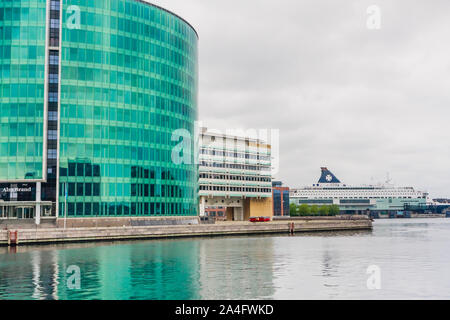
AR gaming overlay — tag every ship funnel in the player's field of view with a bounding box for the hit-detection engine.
[318,167,341,183]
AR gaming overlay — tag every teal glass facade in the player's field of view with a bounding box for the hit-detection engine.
[0,0,47,181]
[58,0,198,217]
[1,0,199,218]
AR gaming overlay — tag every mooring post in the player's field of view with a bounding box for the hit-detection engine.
[288,222,295,235]
[7,230,18,247]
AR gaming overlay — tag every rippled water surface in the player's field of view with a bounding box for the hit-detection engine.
[1,219,450,300]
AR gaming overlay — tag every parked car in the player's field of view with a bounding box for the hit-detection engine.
[249,216,271,222]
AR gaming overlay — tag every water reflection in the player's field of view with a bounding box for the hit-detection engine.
[197,238,275,299]
[0,236,277,300]
[0,249,60,300]
[31,251,42,300]
[1,219,450,299]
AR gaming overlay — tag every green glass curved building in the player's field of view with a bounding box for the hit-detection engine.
[0,0,198,223]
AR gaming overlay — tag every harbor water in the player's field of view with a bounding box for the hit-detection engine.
[1,218,450,300]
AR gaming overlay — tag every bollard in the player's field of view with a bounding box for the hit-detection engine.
[288,222,295,235]
[8,230,18,246]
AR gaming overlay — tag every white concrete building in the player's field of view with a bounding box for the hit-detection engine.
[198,128,273,221]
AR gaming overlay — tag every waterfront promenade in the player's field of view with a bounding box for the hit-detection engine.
[0,216,372,246]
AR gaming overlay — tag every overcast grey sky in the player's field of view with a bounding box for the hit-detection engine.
[154,0,450,198]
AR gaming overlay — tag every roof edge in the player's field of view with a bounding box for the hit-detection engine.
[137,0,199,39]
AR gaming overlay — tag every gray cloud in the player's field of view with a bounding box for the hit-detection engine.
[154,0,450,197]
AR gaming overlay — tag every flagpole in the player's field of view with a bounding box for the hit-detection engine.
[64,182,67,229]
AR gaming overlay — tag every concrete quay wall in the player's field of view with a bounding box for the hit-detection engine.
[273,215,370,221]
[0,218,372,246]
[55,216,200,228]
[410,214,446,218]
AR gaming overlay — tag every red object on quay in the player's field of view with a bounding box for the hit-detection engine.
[249,217,271,222]
[8,230,18,246]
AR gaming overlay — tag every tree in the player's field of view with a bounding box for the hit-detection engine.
[298,204,311,216]
[319,205,330,216]
[290,203,299,216]
[329,205,340,216]
[310,205,319,215]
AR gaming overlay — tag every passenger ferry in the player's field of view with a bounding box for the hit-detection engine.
[290,168,428,215]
